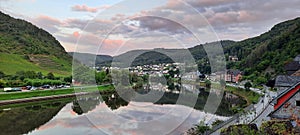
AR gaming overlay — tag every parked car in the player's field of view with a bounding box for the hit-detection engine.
[41,85,50,89]
[30,87,37,91]
[4,87,22,92]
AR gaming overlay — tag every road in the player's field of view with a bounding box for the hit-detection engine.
[0,84,111,94]
[209,85,277,134]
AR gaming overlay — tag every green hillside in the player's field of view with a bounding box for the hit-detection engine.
[0,53,70,76]
[0,11,71,76]
[225,17,300,83]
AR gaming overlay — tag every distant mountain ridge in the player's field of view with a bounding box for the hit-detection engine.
[68,52,113,67]
[90,17,300,83]
[0,11,72,76]
[90,40,234,67]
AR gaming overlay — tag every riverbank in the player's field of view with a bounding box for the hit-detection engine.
[199,81,261,105]
[0,85,114,102]
[225,86,262,105]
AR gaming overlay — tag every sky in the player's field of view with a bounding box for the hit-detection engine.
[1,0,300,56]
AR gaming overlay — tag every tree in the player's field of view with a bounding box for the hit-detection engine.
[15,71,25,81]
[37,72,43,79]
[205,79,211,88]
[0,71,5,79]
[0,79,6,88]
[64,76,72,83]
[46,72,55,80]
[220,79,226,88]
[105,68,109,75]
[96,71,106,84]
[32,80,42,87]
[194,121,211,134]
[254,76,267,85]
[25,71,37,79]
[244,82,252,91]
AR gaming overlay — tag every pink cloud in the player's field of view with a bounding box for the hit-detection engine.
[31,15,64,33]
[36,15,63,25]
[71,5,110,13]
[71,5,98,13]
[73,31,80,38]
[103,39,124,46]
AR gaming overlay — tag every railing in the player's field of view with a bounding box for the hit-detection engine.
[206,104,254,134]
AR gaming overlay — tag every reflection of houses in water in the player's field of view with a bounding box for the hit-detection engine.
[209,89,223,96]
[144,82,201,95]
[182,72,199,81]
[147,83,168,91]
[209,72,225,82]
[181,83,200,94]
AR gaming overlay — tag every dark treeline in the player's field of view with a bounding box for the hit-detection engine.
[0,71,72,87]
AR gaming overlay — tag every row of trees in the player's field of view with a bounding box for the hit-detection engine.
[0,71,72,87]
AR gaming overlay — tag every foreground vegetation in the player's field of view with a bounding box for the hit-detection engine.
[220,120,299,135]
[0,70,71,88]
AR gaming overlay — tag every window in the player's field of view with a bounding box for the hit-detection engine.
[296,100,300,106]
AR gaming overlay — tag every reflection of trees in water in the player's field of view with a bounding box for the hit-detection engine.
[0,99,71,135]
[72,96,101,115]
[102,93,129,110]
[72,85,247,116]
[72,92,130,115]
[153,89,247,116]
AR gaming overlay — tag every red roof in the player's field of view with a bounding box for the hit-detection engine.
[273,82,300,110]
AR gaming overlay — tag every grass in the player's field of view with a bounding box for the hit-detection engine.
[0,85,115,101]
[0,53,71,76]
[226,86,262,105]
[201,82,261,105]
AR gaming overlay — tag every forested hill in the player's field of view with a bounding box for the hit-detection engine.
[0,11,72,76]
[225,17,300,83]
[109,40,235,67]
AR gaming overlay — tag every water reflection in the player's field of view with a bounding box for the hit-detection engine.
[71,83,246,117]
[0,83,247,135]
[0,99,72,135]
[72,93,129,115]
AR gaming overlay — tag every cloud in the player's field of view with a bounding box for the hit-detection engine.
[8,0,299,55]
[71,4,110,13]
[71,5,98,13]
[130,16,192,35]
[31,15,64,33]
[73,31,80,38]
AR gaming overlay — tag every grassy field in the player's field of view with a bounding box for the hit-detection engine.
[225,86,262,105]
[0,85,114,101]
[0,53,71,76]
[200,82,261,105]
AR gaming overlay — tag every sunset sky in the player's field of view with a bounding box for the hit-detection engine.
[1,0,299,56]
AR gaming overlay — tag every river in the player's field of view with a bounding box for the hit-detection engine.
[0,84,246,135]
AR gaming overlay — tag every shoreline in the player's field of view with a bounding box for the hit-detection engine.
[0,90,115,106]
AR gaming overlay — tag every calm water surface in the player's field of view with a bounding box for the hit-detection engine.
[0,84,246,135]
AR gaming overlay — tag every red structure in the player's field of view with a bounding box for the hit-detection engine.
[274,82,300,110]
